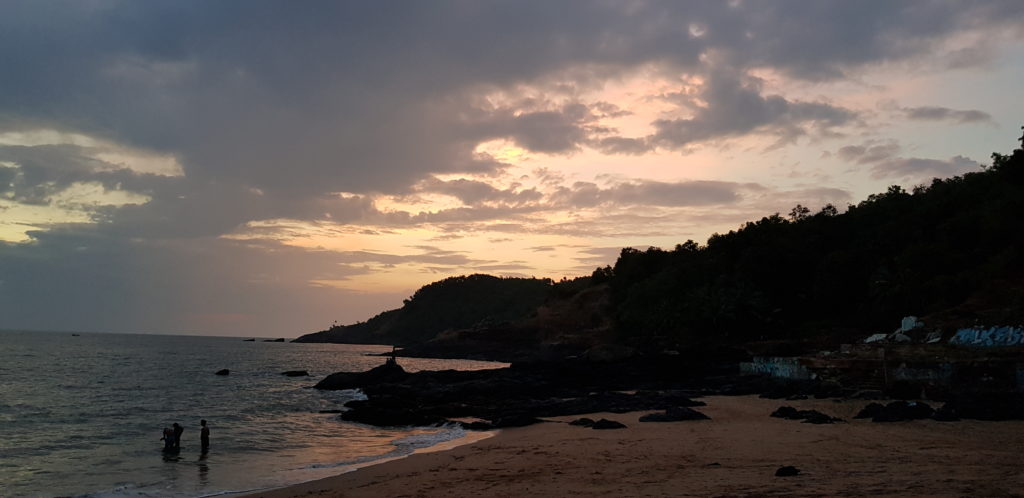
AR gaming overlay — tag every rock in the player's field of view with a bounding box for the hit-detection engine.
[591,418,626,430]
[775,466,800,477]
[340,398,446,427]
[848,390,885,400]
[770,406,800,419]
[771,406,841,424]
[931,404,960,421]
[492,415,543,428]
[263,338,286,342]
[215,369,230,376]
[639,406,710,422]
[867,401,935,422]
[802,412,840,424]
[935,392,1024,421]
[460,420,495,431]
[569,417,596,427]
[314,361,408,390]
[854,402,884,419]
[281,370,309,377]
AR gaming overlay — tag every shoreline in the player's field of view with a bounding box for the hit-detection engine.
[242,395,1024,498]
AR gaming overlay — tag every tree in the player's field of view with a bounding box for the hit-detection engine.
[788,204,810,222]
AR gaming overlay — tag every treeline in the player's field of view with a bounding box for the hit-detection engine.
[598,131,1024,349]
[299,132,1024,352]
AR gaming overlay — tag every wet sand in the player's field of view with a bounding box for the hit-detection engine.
[243,395,1024,497]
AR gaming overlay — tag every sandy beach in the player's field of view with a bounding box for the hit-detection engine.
[243,395,1024,497]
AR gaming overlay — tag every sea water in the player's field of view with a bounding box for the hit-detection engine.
[0,330,505,497]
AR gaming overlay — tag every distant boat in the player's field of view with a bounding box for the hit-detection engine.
[71,333,80,337]
[243,338,255,342]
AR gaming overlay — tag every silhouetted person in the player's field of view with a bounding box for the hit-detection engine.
[172,423,184,450]
[161,426,175,451]
[200,419,210,452]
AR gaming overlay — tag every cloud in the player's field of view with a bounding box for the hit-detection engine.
[551,179,755,208]
[836,141,902,164]
[870,155,980,179]
[901,106,993,124]
[650,69,858,150]
[0,1,1020,335]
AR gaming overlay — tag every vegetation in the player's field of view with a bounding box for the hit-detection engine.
[602,128,1024,349]
[299,131,1024,353]
[295,274,556,345]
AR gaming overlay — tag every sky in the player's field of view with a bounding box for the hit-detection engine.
[1,1,1023,337]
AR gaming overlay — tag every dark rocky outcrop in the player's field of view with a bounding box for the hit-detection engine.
[569,417,596,427]
[591,419,626,430]
[314,361,409,390]
[263,338,286,342]
[492,415,544,428]
[281,370,310,377]
[639,406,710,422]
[934,392,1024,421]
[314,354,727,429]
[775,466,800,477]
[857,401,934,422]
[770,406,842,424]
[215,369,230,376]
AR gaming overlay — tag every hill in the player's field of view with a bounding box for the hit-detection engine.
[296,130,1024,357]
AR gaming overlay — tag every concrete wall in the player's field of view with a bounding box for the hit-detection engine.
[739,356,817,380]
[950,326,1024,347]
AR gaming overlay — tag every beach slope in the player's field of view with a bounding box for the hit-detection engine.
[245,396,1024,497]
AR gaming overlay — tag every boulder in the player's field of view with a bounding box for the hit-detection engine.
[864,401,934,422]
[775,466,800,477]
[492,415,544,428]
[215,369,230,376]
[639,406,710,422]
[935,393,1024,421]
[569,417,596,427]
[854,402,884,419]
[771,406,841,424]
[281,370,309,377]
[340,398,445,427]
[591,419,627,430]
[314,361,408,390]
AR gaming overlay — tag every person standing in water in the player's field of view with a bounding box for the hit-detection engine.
[200,419,210,452]
[161,426,175,451]
[172,423,184,450]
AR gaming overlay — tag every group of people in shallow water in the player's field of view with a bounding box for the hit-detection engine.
[161,419,210,453]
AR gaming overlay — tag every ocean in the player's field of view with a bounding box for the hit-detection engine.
[0,330,505,498]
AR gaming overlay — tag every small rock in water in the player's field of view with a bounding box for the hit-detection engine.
[215,369,230,376]
[281,370,309,377]
[775,466,800,477]
[591,418,626,430]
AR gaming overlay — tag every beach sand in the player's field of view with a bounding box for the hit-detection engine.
[244,396,1024,497]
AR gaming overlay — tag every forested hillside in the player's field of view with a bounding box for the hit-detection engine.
[293,274,554,345]
[298,132,1024,354]
[600,130,1024,349]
